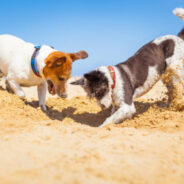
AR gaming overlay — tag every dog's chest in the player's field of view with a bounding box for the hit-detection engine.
[111,69,125,107]
[20,75,43,87]
[13,68,43,87]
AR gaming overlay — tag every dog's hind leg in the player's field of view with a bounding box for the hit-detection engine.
[37,82,47,111]
[99,102,136,127]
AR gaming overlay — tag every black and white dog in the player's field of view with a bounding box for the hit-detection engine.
[71,8,184,127]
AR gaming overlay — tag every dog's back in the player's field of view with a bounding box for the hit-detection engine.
[0,35,33,75]
[0,34,26,53]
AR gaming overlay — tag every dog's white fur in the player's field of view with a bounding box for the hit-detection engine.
[173,8,184,22]
[98,35,184,127]
[98,66,136,127]
[96,66,113,108]
[0,34,55,111]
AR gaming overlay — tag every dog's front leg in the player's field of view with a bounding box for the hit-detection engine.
[7,79,25,99]
[111,105,116,115]
[99,103,136,127]
[37,82,47,111]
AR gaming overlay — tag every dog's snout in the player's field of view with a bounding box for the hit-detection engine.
[60,93,67,98]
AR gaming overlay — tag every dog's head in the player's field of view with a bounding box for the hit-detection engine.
[43,50,88,98]
[71,69,112,108]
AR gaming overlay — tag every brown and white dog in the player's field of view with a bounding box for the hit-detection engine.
[0,35,88,110]
[71,8,184,127]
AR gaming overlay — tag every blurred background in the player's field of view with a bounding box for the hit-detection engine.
[0,0,183,75]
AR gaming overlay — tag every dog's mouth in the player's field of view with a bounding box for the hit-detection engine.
[47,80,56,95]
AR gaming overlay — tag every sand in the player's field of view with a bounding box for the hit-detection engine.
[0,77,184,184]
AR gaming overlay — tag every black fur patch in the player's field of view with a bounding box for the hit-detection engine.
[116,39,175,92]
[159,39,175,58]
[84,70,109,100]
[178,28,184,40]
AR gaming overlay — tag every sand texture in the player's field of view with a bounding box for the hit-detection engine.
[0,77,184,184]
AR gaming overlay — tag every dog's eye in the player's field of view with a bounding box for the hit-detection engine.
[58,76,65,81]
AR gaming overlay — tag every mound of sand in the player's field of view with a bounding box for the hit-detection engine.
[0,77,184,184]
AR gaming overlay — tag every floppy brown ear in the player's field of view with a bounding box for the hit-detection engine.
[70,50,88,62]
[46,57,66,67]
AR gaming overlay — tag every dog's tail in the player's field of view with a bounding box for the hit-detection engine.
[173,8,184,40]
[173,8,184,22]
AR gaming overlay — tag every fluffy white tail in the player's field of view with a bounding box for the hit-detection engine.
[173,8,184,22]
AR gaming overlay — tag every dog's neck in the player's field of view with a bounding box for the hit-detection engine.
[97,66,116,108]
[107,66,116,89]
[98,66,113,87]
[32,45,55,78]
[100,66,125,108]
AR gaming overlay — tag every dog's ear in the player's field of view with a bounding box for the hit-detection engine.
[46,56,66,67]
[84,73,92,80]
[70,50,88,62]
[84,72,99,82]
[70,78,85,85]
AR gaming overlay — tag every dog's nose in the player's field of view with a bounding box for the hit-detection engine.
[60,93,67,98]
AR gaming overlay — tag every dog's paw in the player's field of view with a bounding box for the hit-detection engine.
[99,123,107,128]
[16,90,25,99]
[40,105,47,111]
[99,120,114,128]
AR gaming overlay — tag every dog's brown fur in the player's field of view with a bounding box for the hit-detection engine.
[43,50,88,96]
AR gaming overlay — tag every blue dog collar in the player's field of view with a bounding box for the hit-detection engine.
[31,46,41,78]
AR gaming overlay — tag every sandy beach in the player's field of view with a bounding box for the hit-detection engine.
[0,77,184,184]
